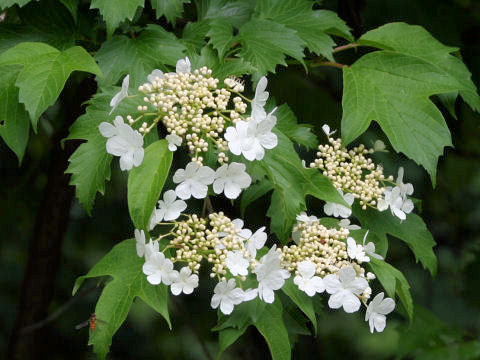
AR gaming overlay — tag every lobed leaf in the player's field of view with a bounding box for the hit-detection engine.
[150,0,189,24]
[281,279,317,335]
[90,0,144,37]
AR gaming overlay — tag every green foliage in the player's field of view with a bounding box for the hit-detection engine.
[240,178,273,216]
[128,140,172,230]
[73,239,171,360]
[275,104,318,150]
[150,0,189,24]
[206,19,234,59]
[90,0,144,37]
[281,279,317,335]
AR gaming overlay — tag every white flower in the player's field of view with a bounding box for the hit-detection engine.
[213,162,252,199]
[365,292,395,333]
[373,140,388,152]
[173,162,215,200]
[245,226,267,258]
[241,288,258,302]
[293,260,325,297]
[225,250,250,276]
[142,252,175,285]
[154,190,187,222]
[339,219,361,230]
[296,212,318,225]
[347,237,370,263]
[147,69,164,83]
[224,120,251,157]
[109,74,129,115]
[166,133,182,151]
[211,279,244,315]
[170,267,199,295]
[135,229,146,257]
[396,167,414,197]
[324,266,368,313]
[99,116,144,171]
[378,186,414,220]
[149,208,158,231]
[321,124,336,137]
[144,239,159,261]
[176,57,191,73]
[362,231,384,260]
[255,246,290,303]
[251,76,269,120]
[324,189,355,218]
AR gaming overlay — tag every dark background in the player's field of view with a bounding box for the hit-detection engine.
[1,0,479,359]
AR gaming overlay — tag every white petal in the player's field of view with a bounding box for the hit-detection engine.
[342,292,361,313]
[190,182,208,199]
[224,181,241,199]
[173,168,186,183]
[175,182,192,200]
[99,122,117,137]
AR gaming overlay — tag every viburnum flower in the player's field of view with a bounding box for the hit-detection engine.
[176,57,191,73]
[251,76,269,120]
[148,69,164,83]
[395,167,414,197]
[173,162,215,199]
[109,74,129,115]
[293,260,325,296]
[166,133,182,152]
[255,246,290,303]
[339,219,361,230]
[135,229,146,257]
[321,124,336,137]
[245,227,267,258]
[170,267,199,295]
[153,190,187,222]
[347,237,370,263]
[224,121,252,158]
[324,189,355,218]
[362,231,384,260]
[142,252,175,285]
[324,266,368,313]
[213,162,252,199]
[144,239,159,261]
[296,212,318,225]
[211,279,244,315]
[373,140,388,152]
[377,186,414,220]
[218,218,251,242]
[365,292,395,333]
[99,115,144,171]
[225,250,249,276]
[242,110,278,161]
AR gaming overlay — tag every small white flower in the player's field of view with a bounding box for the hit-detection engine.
[365,292,395,333]
[366,272,376,280]
[296,212,318,225]
[225,250,250,276]
[251,76,269,120]
[324,189,355,218]
[243,110,278,161]
[324,266,368,313]
[142,252,175,285]
[362,231,384,260]
[293,260,325,296]
[224,120,251,158]
[99,116,144,171]
[149,208,158,231]
[154,190,187,222]
[166,133,182,152]
[170,267,199,295]
[245,226,267,258]
[213,162,252,199]
[144,239,159,261]
[173,162,215,200]
[378,187,414,220]
[176,57,191,73]
[241,288,258,302]
[373,140,388,152]
[321,124,336,137]
[211,279,244,315]
[339,219,361,230]
[109,74,129,115]
[255,246,290,303]
[135,229,146,257]
[347,237,370,263]
[396,167,414,197]
[147,69,164,83]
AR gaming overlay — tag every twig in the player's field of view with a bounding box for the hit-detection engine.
[332,43,359,53]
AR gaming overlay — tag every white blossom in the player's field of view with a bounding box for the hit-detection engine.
[377,186,414,221]
[296,212,318,225]
[211,279,244,315]
[293,260,325,296]
[339,219,361,230]
[321,124,336,137]
[154,190,187,222]
[362,231,384,260]
[224,120,251,157]
[255,246,290,303]
[166,133,182,152]
[176,57,191,73]
[99,116,144,171]
[241,288,258,302]
[109,74,129,115]
[324,266,368,313]
[365,292,395,333]
[245,226,267,258]
[135,229,146,258]
[148,69,164,83]
[173,162,215,200]
[213,162,252,199]
[225,250,250,276]
[347,237,370,263]
[170,267,199,295]
[373,140,388,152]
[144,239,159,261]
[324,189,355,218]
[251,76,269,120]
[142,252,175,285]
[395,167,414,197]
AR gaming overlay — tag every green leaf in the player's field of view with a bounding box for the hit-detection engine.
[211,58,256,83]
[150,0,189,24]
[0,42,101,130]
[128,140,172,230]
[237,18,305,74]
[182,20,210,53]
[0,0,32,8]
[368,257,413,320]
[353,204,437,276]
[217,325,248,358]
[240,178,273,216]
[207,19,234,59]
[73,239,171,360]
[197,0,253,28]
[0,65,30,163]
[342,23,480,182]
[90,0,145,37]
[275,104,318,150]
[60,0,79,21]
[281,279,317,335]
[95,24,186,87]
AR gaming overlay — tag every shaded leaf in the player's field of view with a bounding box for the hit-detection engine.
[90,0,144,37]
[150,0,189,24]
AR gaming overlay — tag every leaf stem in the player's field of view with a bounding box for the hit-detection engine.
[332,43,360,53]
